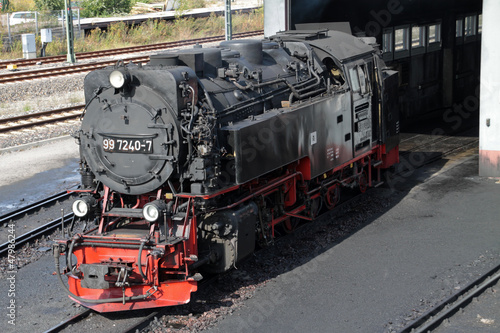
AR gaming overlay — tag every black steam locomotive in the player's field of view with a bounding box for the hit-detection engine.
[54,29,399,312]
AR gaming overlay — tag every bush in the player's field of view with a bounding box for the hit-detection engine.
[174,0,206,17]
[10,0,36,11]
[81,0,133,17]
[34,0,64,11]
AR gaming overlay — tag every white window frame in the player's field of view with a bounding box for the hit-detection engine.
[411,25,425,56]
[382,28,394,62]
[427,22,442,52]
[394,25,410,59]
[464,15,477,37]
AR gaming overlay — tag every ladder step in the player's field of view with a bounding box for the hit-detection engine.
[372,160,383,167]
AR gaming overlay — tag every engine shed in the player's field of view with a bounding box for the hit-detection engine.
[264,0,500,176]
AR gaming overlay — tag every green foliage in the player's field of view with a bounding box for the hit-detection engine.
[81,0,133,17]
[10,0,36,11]
[174,0,206,17]
[34,0,64,11]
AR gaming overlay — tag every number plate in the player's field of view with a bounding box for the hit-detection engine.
[102,137,153,153]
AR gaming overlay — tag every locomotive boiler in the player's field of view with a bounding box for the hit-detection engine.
[54,29,400,312]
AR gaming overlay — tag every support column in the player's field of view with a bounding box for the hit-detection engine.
[225,0,232,41]
[441,12,455,108]
[64,0,76,63]
[264,0,287,37]
[479,0,500,176]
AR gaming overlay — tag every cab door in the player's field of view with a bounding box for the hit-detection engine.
[346,59,373,157]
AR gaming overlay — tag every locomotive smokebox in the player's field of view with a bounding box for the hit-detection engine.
[79,64,198,195]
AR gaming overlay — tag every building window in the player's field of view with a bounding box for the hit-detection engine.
[456,18,464,37]
[411,26,425,48]
[394,27,409,51]
[464,15,477,36]
[427,23,441,44]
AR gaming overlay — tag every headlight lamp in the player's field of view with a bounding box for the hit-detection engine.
[109,69,130,89]
[72,196,96,218]
[142,201,168,223]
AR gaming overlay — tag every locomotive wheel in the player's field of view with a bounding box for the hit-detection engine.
[359,171,368,193]
[309,196,322,218]
[283,217,299,233]
[324,184,340,210]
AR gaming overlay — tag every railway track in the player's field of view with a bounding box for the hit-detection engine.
[0,190,75,256]
[0,212,74,256]
[0,105,84,134]
[0,30,263,84]
[0,56,150,85]
[0,190,72,224]
[399,263,500,333]
[43,309,94,333]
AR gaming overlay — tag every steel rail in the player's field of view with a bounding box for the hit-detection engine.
[0,213,74,256]
[121,310,162,333]
[399,263,500,333]
[0,105,84,133]
[42,309,93,333]
[0,58,151,84]
[0,190,72,225]
[0,30,263,70]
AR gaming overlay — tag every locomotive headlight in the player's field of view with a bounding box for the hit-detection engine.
[73,200,89,217]
[143,201,168,223]
[72,196,97,218]
[109,69,130,89]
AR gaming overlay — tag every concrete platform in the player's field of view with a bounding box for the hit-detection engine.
[206,149,500,333]
[79,1,262,32]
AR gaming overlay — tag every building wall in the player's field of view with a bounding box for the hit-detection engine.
[479,0,500,176]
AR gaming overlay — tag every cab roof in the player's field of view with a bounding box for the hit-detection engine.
[273,29,375,63]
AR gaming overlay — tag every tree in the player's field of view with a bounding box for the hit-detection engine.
[81,0,133,17]
[34,0,65,11]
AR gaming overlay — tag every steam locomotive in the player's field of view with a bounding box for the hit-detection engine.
[54,29,400,312]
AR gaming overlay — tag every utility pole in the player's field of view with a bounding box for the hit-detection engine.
[225,0,232,40]
[64,0,76,63]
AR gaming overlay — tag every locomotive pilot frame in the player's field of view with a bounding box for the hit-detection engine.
[54,28,400,312]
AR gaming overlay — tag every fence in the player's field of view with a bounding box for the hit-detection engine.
[0,10,83,51]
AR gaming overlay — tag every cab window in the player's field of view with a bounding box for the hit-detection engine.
[349,67,360,93]
[357,65,369,95]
